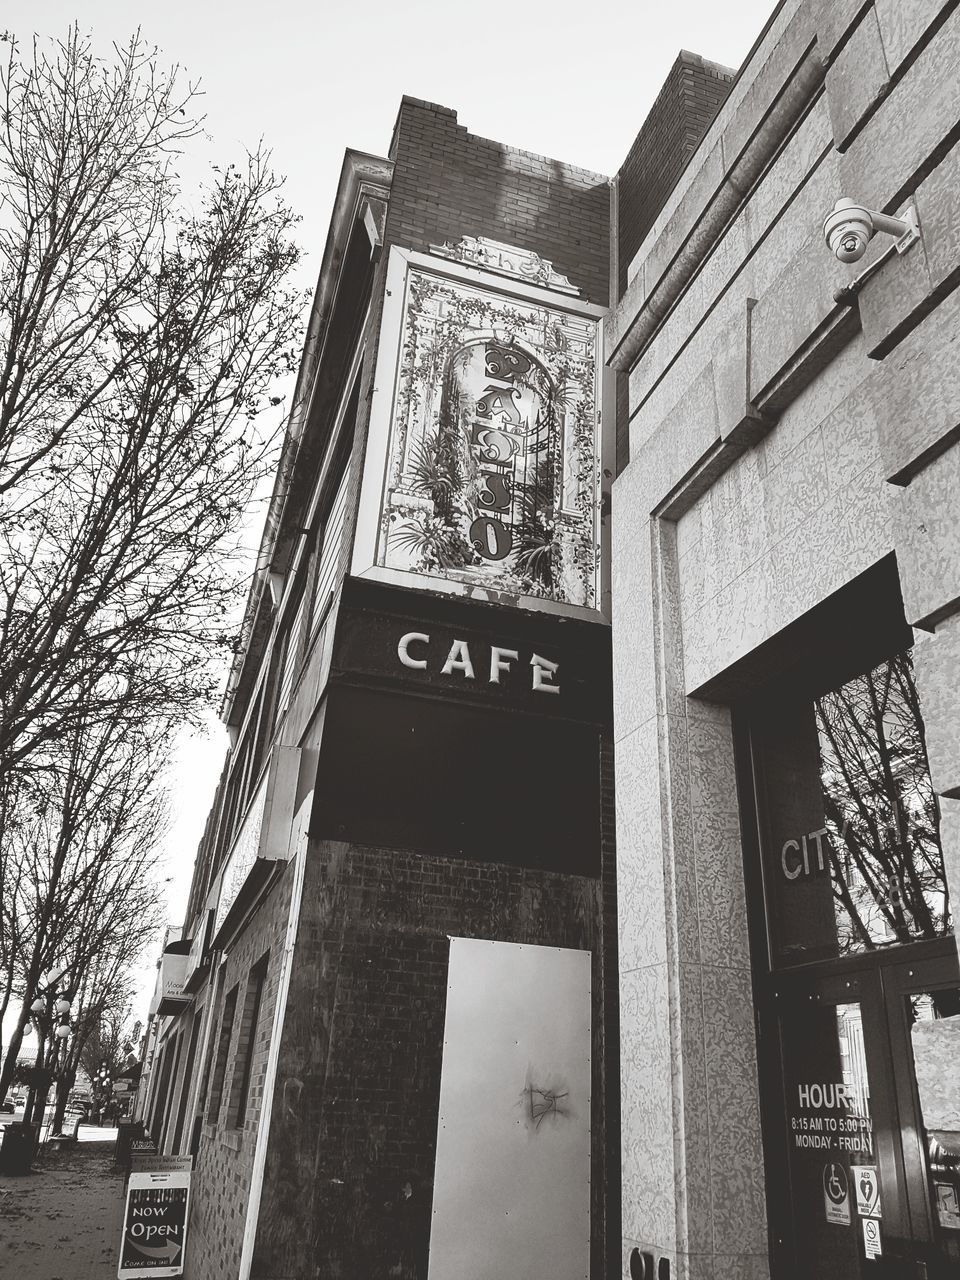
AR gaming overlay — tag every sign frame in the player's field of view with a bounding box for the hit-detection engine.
[351,246,612,623]
[118,1169,190,1279]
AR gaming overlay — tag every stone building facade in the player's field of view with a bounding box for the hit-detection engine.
[608,1,960,1278]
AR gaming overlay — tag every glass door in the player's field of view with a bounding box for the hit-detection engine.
[771,963,905,1279]
[883,953,960,1278]
[768,947,960,1279]
[743,645,959,1279]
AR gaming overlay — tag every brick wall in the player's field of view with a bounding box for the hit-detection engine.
[253,834,611,1280]
[283,102,620,1279]
[616,51,734,296]
[613,51,734,472]
[184,867,294,1280]
[386,96,611,306]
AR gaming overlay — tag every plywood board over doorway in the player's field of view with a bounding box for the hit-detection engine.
[428,937,591,1280]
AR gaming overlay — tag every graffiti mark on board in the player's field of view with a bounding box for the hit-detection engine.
[520,1068,571,1132]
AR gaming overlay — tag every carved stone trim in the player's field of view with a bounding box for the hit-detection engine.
[430,236,581,295]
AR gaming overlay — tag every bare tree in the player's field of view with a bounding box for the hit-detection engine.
[79,1000,140,1123]
[47,946,145,1133]
[0,26,305,792]
[816,651,950,952]
[0,691,167,1103]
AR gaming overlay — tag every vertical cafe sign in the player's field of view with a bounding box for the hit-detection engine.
[374,242,602,610]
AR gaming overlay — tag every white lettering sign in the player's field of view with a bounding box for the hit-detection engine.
[398,632,430,670]
[791,1082,874,1155]
[397,633,561,695]
[441,639,475,680]
[530,653,560,695]
[489,646,518,684]
[799,1082,856,1109]
[781,827,831,880]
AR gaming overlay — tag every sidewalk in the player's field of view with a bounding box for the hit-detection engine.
[0,1128,125,1279]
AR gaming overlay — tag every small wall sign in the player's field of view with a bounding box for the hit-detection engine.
[852,1165,881,1218]
[935,1181,960,1230]
[823,1162,851,1225]
[862,1216,882,1259]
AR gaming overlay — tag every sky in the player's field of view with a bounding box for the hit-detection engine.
[4,0,776,1018]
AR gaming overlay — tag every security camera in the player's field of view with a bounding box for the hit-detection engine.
[824,203,873,263]
[823,198,919,264]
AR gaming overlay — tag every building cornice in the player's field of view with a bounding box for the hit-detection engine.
[220,150,393,725]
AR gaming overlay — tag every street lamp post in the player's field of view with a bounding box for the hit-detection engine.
[94,1063,112,1126]
[22,970,72,1132]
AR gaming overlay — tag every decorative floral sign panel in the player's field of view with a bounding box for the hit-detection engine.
[378,266,601,609]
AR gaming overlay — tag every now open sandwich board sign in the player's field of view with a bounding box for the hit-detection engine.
[118,1168,190,1278]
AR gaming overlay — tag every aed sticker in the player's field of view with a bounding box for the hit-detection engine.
[823,1162,851,1226]
[862,1216,882,1259]
[934,1181,960,1231]
[852,1165,881,1218]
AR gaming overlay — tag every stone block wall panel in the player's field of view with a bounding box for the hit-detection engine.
[716,5,817,175]
[870,286,960,484]
[874,0,954,74]
[891,441,960,628]
[913,618,960,799]
[914,135,960,290]
[938,796,960,925]
[838,4,960,214]
[857,225,935,359]
[854,126,960,360]
[812,0,875,65]
[824,5,890,150]
[608,7,960,1279]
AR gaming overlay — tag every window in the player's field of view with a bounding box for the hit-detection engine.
[276,592,306,719]
[311,462,352,635]
[195,971,224,1118]
[751,648,950,968]
[229,952,269,1129]
[206,984,238,1124]
[148,1035,178,1143]
[170,1009,203,1153]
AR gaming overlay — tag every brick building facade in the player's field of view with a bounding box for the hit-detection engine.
[138,4,960,1277]
[139,96,639,1280]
